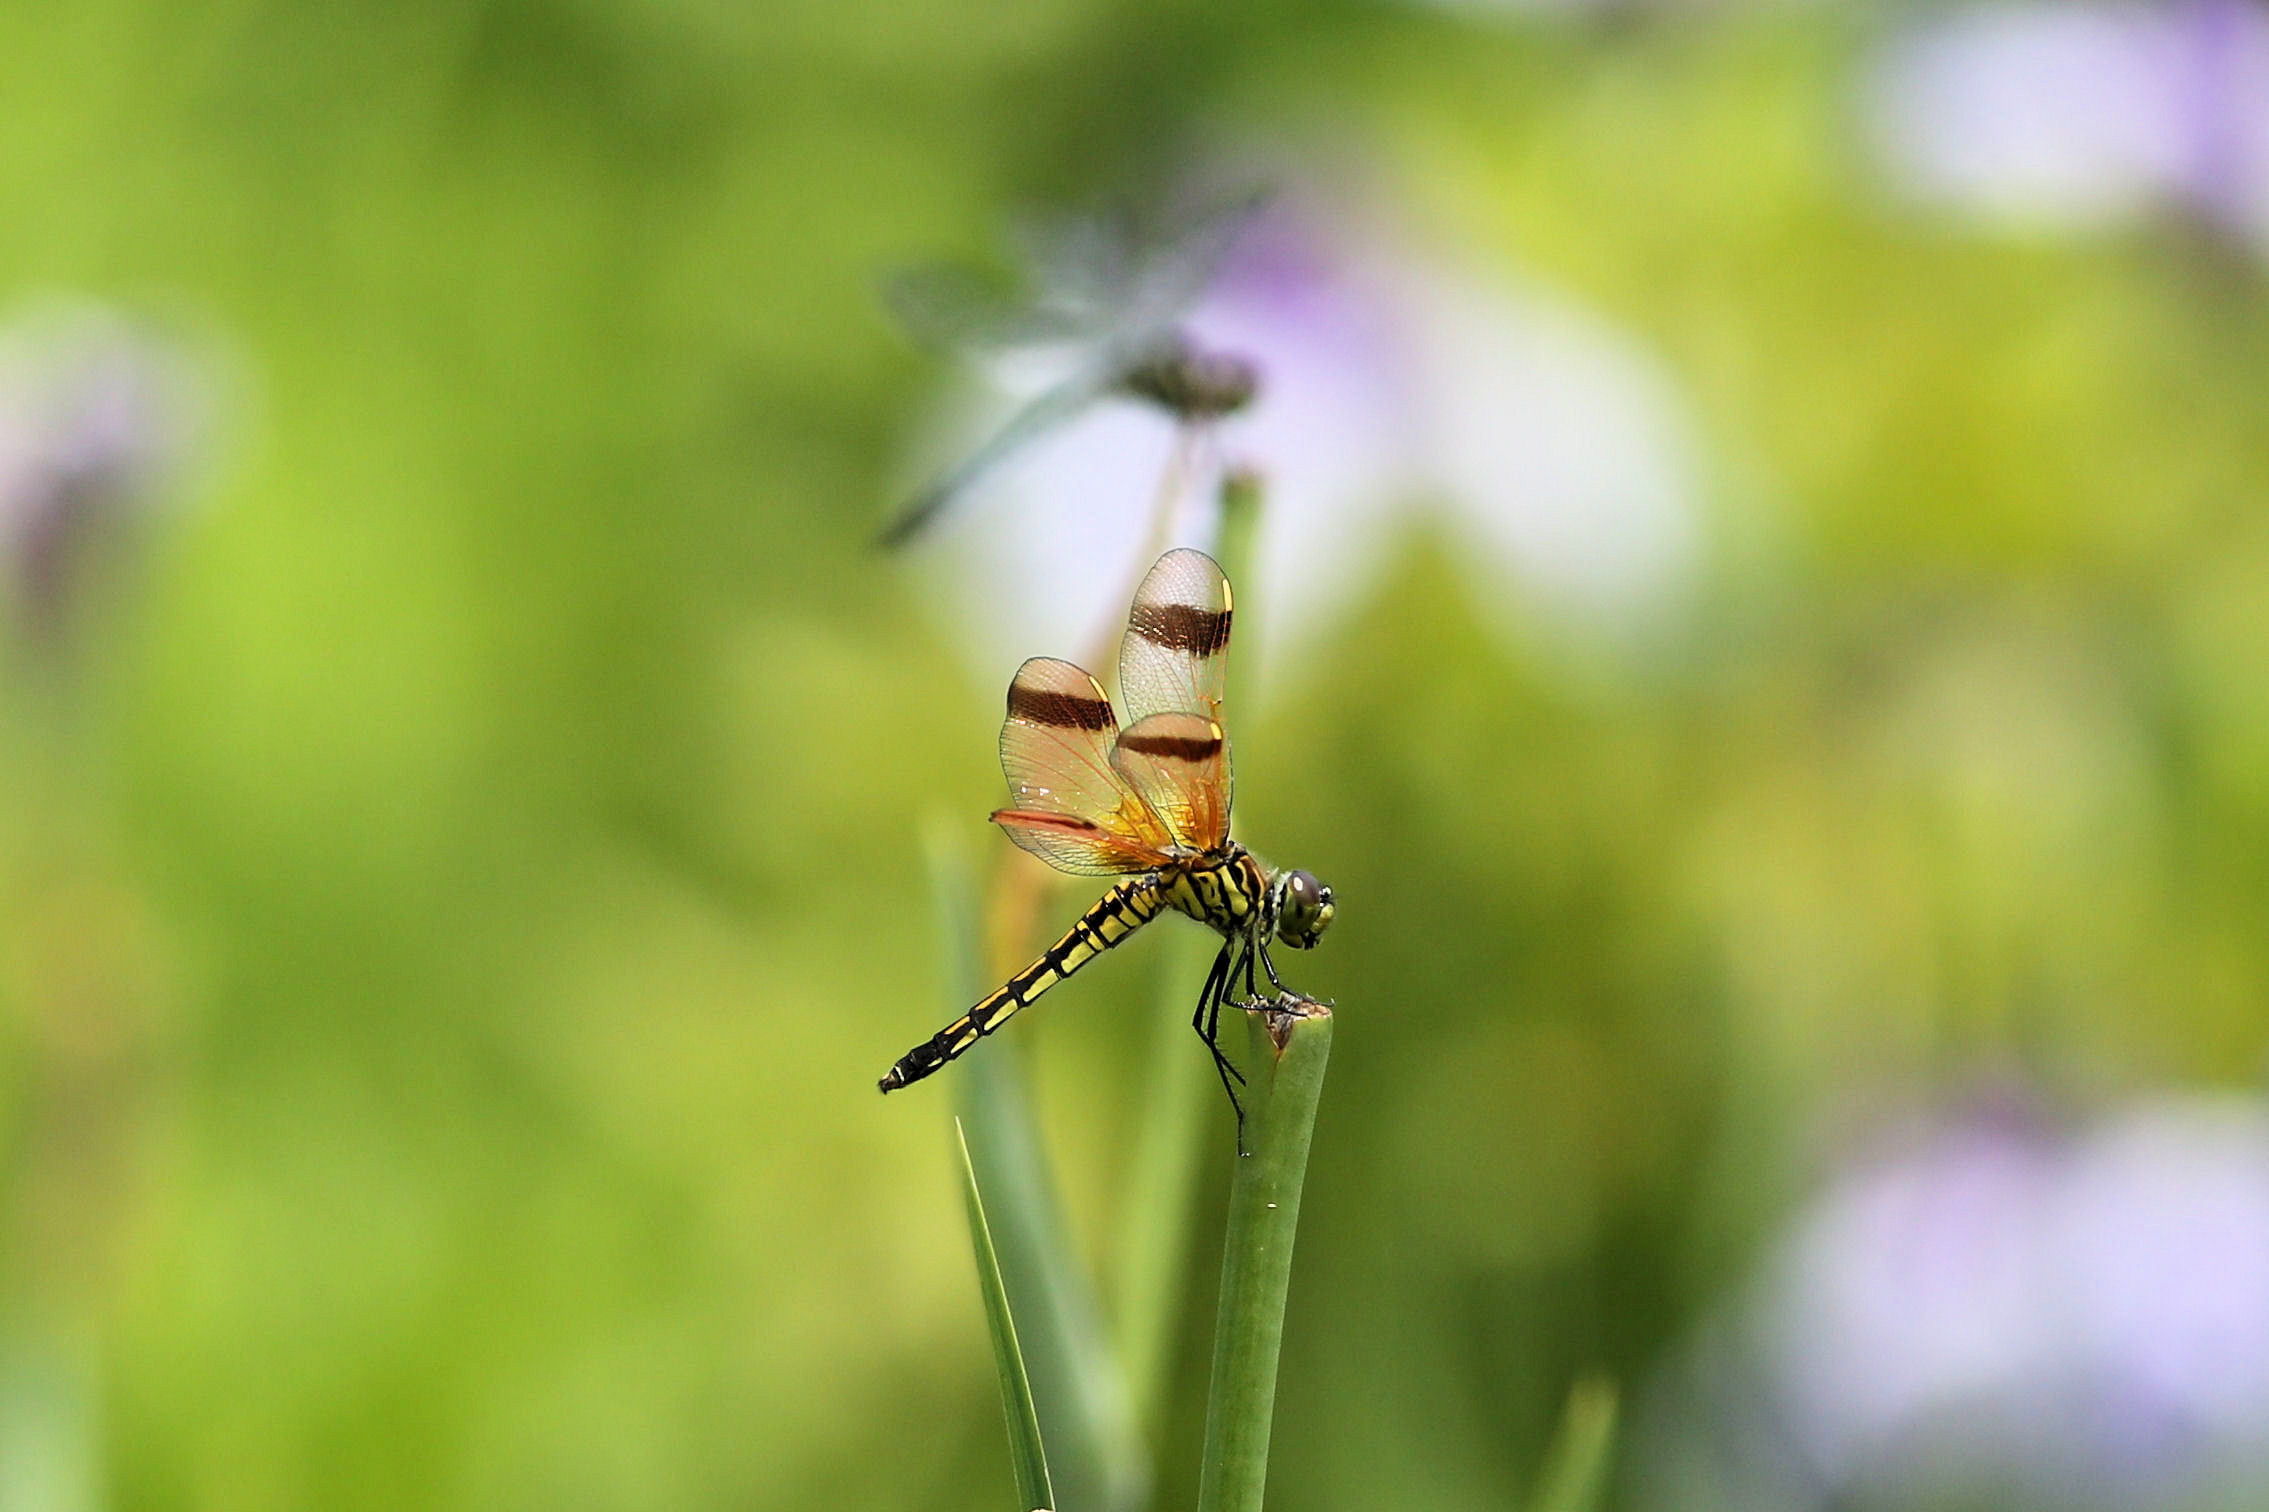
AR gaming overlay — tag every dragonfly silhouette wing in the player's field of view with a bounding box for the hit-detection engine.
[994,656,1180,875]
[1012,200,1142,316]
[1112,711,1231,853]
[1008,187,1266,346]
[878,365,1114,548]
[1118,547,1233,726]
[1118,186,1270,338]
[881,262,1102,357]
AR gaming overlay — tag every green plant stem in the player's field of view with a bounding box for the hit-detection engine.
[1114,464,1269,1435]
[1527,1375,1618,1512]
[956,1118,1056,1512]
[1194,997,1334,1512]
[1214,465,1263,607]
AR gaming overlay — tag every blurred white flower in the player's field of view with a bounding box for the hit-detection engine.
[0,302,202,649]
[1869,1,2269,248]
[902,190,1702,695]
[1390,0,1825,20]
[1644,1093,2269,1511]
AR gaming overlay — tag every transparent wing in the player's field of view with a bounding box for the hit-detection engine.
[1014,186,1269,356]
[994,656,1180,875]
[1115,186,1270,344]
[1118,547,1233,726]
[880,262,1106,356]
[877,367,1114,548]
[1012,201,1140,319]
[1112,712,1231,853]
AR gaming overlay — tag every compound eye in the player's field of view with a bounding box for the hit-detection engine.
[1278,870,1334,948]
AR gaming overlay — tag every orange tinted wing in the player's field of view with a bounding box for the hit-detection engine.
[990,809,1176,876]
[995,656,1180,875]
[1112,712,1231,853]
[1119,548,1232,726]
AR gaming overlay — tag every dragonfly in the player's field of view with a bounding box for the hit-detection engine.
[875,191,1266,550]
[878,547,1335,1117]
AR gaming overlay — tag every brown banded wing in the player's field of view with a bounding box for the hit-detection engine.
[992,656,1181,875]
[1113,711,1231,853]
[1119,547,1233,727]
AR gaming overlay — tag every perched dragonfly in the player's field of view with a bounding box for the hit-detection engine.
[875,192,1266,549]
[878,547,1335,1117]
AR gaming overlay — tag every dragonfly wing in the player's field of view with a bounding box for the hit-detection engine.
[1119,186,1270,338]
[878,366,1114,548]
[1013,187,1267,351]
[881,262,1103,356]
[1112,711,1231,853]
[1118,547,1233,726]
[1012,201,1141,318]
[994,656,1180,875]
[990,809,1169,876]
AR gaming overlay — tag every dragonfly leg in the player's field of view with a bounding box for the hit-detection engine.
[1239,929,1291,1000]
[1257,940,1288,994]
[1193,939,1247,1136]
[1202,943,1247,1088]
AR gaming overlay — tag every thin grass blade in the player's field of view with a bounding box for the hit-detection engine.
[958,1038,1145,1512]
[927,827,1145,1512]
[957,1118,1057,1512]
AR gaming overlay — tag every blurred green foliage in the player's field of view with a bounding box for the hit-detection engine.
[3,3,2268,1511]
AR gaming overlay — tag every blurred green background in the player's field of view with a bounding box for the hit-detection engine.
[5,2,2269,1510]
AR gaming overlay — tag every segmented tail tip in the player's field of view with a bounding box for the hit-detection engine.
[877,1068,906,1094]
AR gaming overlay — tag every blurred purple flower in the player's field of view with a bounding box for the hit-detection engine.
[1869,1,2269,249]
[1644,1093,2269,1510]
[0,304,198,650]
[904,189,1701,691]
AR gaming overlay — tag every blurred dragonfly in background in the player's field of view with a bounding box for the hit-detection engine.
[875,188,1267,549]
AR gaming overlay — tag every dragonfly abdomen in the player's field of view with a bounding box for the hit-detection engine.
[878,875,1167,1092]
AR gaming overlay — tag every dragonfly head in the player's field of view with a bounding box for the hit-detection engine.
[1270,869,1336,950]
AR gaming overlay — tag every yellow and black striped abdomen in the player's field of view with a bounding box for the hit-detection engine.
[878,876,1167,1092]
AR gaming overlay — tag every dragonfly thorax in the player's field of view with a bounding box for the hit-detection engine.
[1160,844,1269,938]
[1159,845,1334,952]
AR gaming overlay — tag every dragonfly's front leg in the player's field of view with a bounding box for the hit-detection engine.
[1203,947,1237,1073]
[1236,925,1290,1000]
[1257,939,1288,994]
[1193,939,1247,1127]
